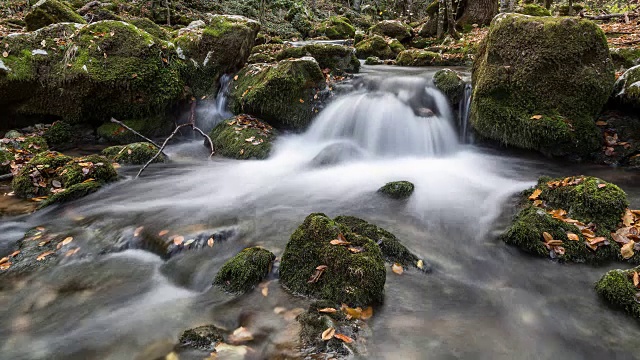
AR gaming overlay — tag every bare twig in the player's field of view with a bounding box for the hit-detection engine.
[193,126,215,157]
[109,118,163,149]
[582,12,638,20]
[136,123,190,179]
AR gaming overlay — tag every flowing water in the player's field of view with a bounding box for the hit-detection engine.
[1,65,640,360]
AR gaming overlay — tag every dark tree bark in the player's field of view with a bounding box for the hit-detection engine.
[457,0,498,26]
[544,0,553,10]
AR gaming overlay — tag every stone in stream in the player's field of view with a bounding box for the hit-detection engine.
[355,35,395,60]
[595,266,640,319]
[502,175,632,264]
[611,65,640,110]
[96,117,173,145]
[471,14,615,158]
[25,0,86,31]
[102,142,166,165]
[432,69,465,106]
[310,141,366,167]
[369,20,413,42]
[377,181,415,200]
[276,43,360,74]
[311,16,355,40]
[177,325,226,352]
[279,213,386,307]
[228,58,327,131]
[207,115,278,160]
[42,121,74,150]
[213,247,276,293]
[395,49,444,67]
[364,56,383,66]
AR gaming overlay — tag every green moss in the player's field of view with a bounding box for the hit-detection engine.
[0,148,14,174]
[97,117,172,145]
[369,20,412,42]
[355,35,394,60]
[129,17,168,40]
[213,247,275,293]
[377,181,415,200]
[38,180,102,208]
[388,39,405,55]
[297,300,352,356]
[59,154,117,186]
[396,49,443,66]
[303,44,360,74]
[471,14,614,157]
[611,47,640,70]
[208,116,277,160]
[433,69,465,105]
[178,325,225,352]
[279,213,386,306]
[335,215,421,268]
[43,121,73,150]
[502,176,629,264]
[518,4,552,16]
[595,267,640,319]
[11,151,72,198]
[3,135,49,155]
[102,142,165,165]
[25,0,86,31]
[365,56,382,65]
[315,16,355,40]
[228,59,325,130]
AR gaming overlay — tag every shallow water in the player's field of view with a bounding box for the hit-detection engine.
[0,65,639,360]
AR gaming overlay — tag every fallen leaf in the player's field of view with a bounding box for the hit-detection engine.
[65,248,80,257]
[342,304,362,319]
[623,209,634,227]
[596,120,608,126]
[330,238,350,246]
[172,235,184,245]
[530,115,543,120]
[528,188,542,200]
[134,226,143,237]
[9,250,20,257]
[0,257,8,265]
[597,183,607,189]
[61,237,73,246]
[542,232,554,242]
[318,307,337,313]
[299,99,304,103]
[581,228,596,238]
[233,75,238,80]
[533,200,543,207]
[392,263,403,275]
[2,51,7,58]
[361,306,373,320]
[158,230,169,236]
[622,241,635,259]
[207,237,214,247]
[566,233,579,241]
[36,251,54,261]
[321,327,335,341]
[334,333,354,343]
[634,271,640,288]
[0,262,10,270]
[348,247,363,253]
[261,286,268,297]
[416,259,424,269]
[228,327,253,344]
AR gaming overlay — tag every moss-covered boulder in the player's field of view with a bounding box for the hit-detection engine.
[417,17,437,38]
[370,20,412,42]
[388,38,405,55]
[313,16,355,40]
[279,213,386,306]
[355,35,395,60]
[396,49,443,66]
[471,14,615,158]
[277,44,360,74]
[612,65,640,110]
[0,21,185,127]
[364,56,383,65]
[213,247,275,293]
[43,121,73,150]
[1,135,49,154]
[518,4,552,16]
[611,47,640,70]
[433,69,465,105]
[174,15,259,97]
[11,151,116,199]
[229,58,326,130]
[25,0,86,31]
[208,115,277,160]
[37,180,102,208]
[502,176,630,264]
[102,142,165,165]
[334,215,424,269]
[377,181,415,200]
[129,18,168,40]
[595,267,640,319]
[96,117,173,145]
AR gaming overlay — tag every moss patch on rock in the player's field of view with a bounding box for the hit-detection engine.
[313,16,355,40]
[611,47,640,70]
[43,120,73,150]
[433,69,465,105]
[208,115,277,160]
[97,117,173,145]
[279,213,386,306]
[518,4,552,16]
[213,247,275,293]
[280,44,360,74]
[0,148,15,174]
[178,325,225,352]
[365,56,383,65]
[612,65,640,110]
[102,142,164,165]
[25,0,86,31]
[396,49,443,66]
[229,58,326,130]
[471,14,615,158]
[355,35,395,60]
[38,180,102,208]
[595,267,640,319]
[370,20,412,42]
[377,181,415,200]
[501,176,630,264]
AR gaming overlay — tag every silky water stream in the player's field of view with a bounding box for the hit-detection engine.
[0,65,639,360]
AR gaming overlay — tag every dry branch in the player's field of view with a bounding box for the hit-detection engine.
[109,118,163,150]
[582,12,638,20]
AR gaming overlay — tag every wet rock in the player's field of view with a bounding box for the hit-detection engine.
[277,44,360,74]
[279,213,386,306]
[612,65,640,110]
[96,117,173,145]
[502,176,630,264]
[517,4,552,16]
[213,247,276,293]
[1,134,49,155]
[134,226,238,260]
[175,15,260,97]
[208,115,277,160]
[471,14,615,158]
[388,38,405,55]
[355,35,395,60]
[25,0,86,31]
[228,58,326,131]
[364,56,383,65]
[178,325,225,352]
[611,47,640,70]
[395,49,443,66]
[595,267,640,319]
[370,20,412,42]
[312,16,355,40]
[37,181,102,209]
[377,181,415,200]
[310,142,365,167]
[102,142,165,165]
[432,69,465,106]
[43,121,73,150]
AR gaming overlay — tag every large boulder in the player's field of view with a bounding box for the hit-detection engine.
[312,16,355,40]
[612,65,640,109]
[228,58,326,130]
[279,213,386,307]
[433,69,465,105]
[355,35,395,60]
[25,0,86,31]
[471,14,615,158]
[277,44,360,74]
[0,21,184,127]
[175,15,259,97]
[208,115,277,160]
[396,49,443,66]
[370,20,412,42]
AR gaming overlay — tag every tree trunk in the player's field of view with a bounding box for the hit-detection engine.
[446,0,459,39]
[437,0,445,39]
[567,0,574,16]
[544,0,553,10]
[458,0,498,26]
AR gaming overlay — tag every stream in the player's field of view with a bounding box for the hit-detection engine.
[1,65,639,360]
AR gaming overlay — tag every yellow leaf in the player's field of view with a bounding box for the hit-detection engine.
[528,188,542,200]
[261,286,268,297]
[416,259,424,269]
[158,230,169,236]
[392,263,403,275]
[321,327,335,341]
[566,233,579,241]
[299,99,305,103]
[530,115,543,120]
[341,304,362,319]
[623,209,634,227]
[542,232,553,242]
[361,306,373,320]
[318,307,337,313]
[36,250,54,261]
[621,241,635,259]
[533,200,543,207]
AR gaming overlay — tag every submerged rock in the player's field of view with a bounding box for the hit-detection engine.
[595,267,640,319]
[43,121,73,150]
[208,115,277,160]
[377,181,415,200]
[369,20,412,42]
[229,58,326,130]
[279,213,386,306]
[25,0,86,31]
[102,142,165,165]
[310,142,365,167]
[502,176,631,264]
[213,247,275,293]
[432,69,465,106]
[395,49,443,66]
[178,325,225,352]
[612,65,640,110]
[471,14,615,158]
[355,35,395,60]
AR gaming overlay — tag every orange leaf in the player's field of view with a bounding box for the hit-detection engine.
[318,307,337,313]
[597,183,607,189]
[566,233,579,241]
[158,230,169,236]
[392,263,403,275]
[634,271,640,288]
[621,241,635,259]
[299,99,305,103]
[330,238,350,246]
[172,235,184,245]
[542,232,554,242]
[36,250,54,261]
[623,209,634,227]
[361,306,373,320]
[62,236,73,246]
[321,327,335,341]
[530,115,543,120]
[528,188,542,200]
[334,333,354,343]
[341,304,362,319]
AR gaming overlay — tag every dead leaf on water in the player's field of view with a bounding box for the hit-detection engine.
[392,263,403,275]
[36,251,54,261]
[321,327,335,341]
[318,307,337,313]
[158,230,169,236]
[62,237,73,246]
[334,333,354,343]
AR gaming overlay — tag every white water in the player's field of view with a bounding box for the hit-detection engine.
[196,74,233,133]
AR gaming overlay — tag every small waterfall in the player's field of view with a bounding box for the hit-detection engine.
[458,83,472,144]
[196,74,233,133]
